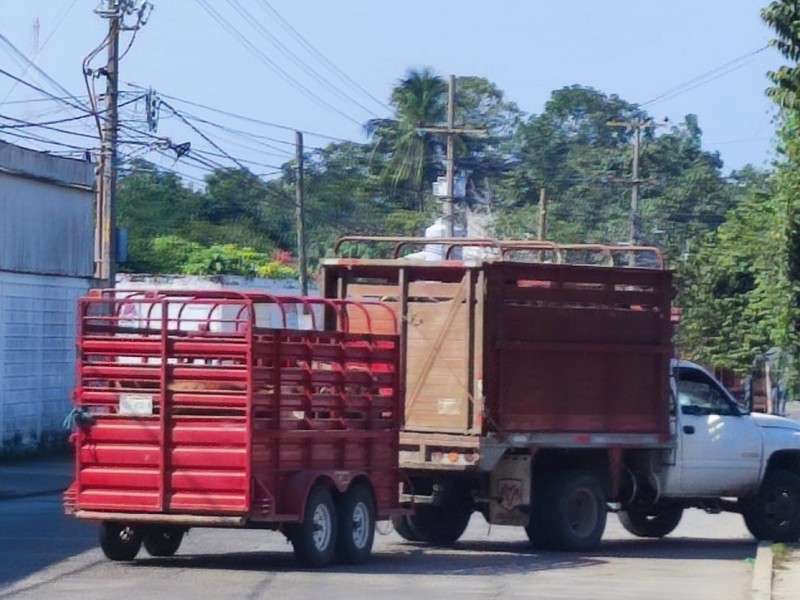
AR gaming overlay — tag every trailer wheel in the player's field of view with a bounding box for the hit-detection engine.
[741,469,800,542]
[336,484,376,564]
[143,527,185,557]
[391,515,422,542]
[618,504,683,538]
[540,471,606,552]
[99,522,142,562]
[292,486,338,568]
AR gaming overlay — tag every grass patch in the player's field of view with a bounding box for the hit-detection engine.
[772,543,791,566]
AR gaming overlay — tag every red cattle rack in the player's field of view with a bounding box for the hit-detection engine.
[65,289,403,566]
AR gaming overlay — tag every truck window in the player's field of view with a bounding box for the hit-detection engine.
[677,368,740,417]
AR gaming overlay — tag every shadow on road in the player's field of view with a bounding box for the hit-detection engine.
[134,540,601,576]
[129,534,754,577]
[0,493,95,590]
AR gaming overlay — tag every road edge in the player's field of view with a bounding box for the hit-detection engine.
[751,541,772,600]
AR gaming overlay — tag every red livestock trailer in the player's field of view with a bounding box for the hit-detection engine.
[63,290,403,567]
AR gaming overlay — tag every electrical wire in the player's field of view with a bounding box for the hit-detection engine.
[225,0,380,118]
[125,83,350,142]
[0,31,87,112]
[159,99,249,170]
[255,0,391,114]
[194,0,364,127]
[641,46,769,108]
[0,0,80,104]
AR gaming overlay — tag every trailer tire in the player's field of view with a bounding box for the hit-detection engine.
[540,471,606,552]
[99,521,142,562]
[391,515,422,542]
[618,504,683,538]
[143,527,185,557]
[291,486,338,568]
[336,484,376,564]
[741,469,800,542]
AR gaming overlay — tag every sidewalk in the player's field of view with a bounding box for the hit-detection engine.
[0,455,74,500]
[773,546,800,600]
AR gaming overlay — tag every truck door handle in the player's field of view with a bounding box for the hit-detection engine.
[683,425,695,435]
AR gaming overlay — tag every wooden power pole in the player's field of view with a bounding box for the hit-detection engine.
[538,188,547,240]
[97,1,121,283]
[419,75,487,237]
[295,130,308,298]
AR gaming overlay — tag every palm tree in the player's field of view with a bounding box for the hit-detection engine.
[366,67,446,211]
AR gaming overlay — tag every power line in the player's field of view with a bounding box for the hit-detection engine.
[194,0,364,127]
[0,31,89,114]
[224,0,380,118]
[255,0,392,114]
[0,65,92,115]
[641,46,769,108]
[125,82,350,142]
[160,99,248,170]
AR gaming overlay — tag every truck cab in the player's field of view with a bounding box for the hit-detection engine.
[632,360,800,542]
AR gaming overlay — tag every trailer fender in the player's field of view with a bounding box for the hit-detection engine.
[282,470,365,518]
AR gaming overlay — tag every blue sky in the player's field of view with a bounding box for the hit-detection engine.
[0,0,783,181]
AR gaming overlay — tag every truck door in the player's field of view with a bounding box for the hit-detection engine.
[676,366,762,497]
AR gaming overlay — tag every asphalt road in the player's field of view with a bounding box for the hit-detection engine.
[0,494,756,600]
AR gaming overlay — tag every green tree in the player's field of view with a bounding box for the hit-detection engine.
[366,67,447,211]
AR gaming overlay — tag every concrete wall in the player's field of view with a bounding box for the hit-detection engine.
[0,272,90,454]
[0,141,94,277]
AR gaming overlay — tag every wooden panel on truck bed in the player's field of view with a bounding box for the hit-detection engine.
[323,261,482,435]
[483,262,672,436]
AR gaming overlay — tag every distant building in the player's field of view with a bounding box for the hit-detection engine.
[0,141,95,455]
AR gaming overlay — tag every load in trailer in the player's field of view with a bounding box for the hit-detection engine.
[322,237,800,551]
[64,290,403,567]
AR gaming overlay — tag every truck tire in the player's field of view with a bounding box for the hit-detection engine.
[540,471,607,552]
[524,483,552,549]
[741,469,800,542]
[405,502,472,546]
[99,521,142,562]
[143,527,185,557]
[618,504,683,538]
[336,484,376,564]
[291,486,338,568]
[391,515,423,542]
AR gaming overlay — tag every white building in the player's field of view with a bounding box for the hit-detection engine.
[0,141,95,455]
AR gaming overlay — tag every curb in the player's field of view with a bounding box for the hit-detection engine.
[751,541,772,600]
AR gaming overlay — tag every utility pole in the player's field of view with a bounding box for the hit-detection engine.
[93,0,150,282]
[445,74,456,236]
[97,1,121,283]
[295,130,308,298]
[631,124,641,245]
[419,75,487,237]
[607,117,666,246]
[537,188,547,240]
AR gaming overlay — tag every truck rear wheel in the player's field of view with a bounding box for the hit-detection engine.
[618,504,683,538]
[291,486,338,568]
[407,503,471,545]
[540,471,606,552]
[99,521,142,562]
[391,515,423,542]
[336,484,376,564]
[143,526,185,557]
[741,469,800,542]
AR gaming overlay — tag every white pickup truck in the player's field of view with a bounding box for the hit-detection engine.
[618,360,800,542]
